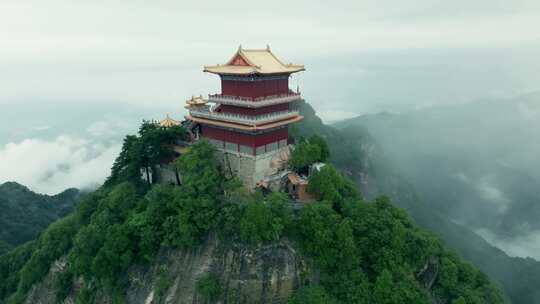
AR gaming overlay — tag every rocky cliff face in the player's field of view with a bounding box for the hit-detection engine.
[25,235,310,304]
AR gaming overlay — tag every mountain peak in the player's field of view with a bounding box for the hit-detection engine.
[0,181,31,193]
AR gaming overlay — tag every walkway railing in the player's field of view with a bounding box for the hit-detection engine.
[207,93,301,108]
[189,108,300,126]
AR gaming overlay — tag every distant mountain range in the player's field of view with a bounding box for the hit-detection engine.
[335,92,540,250]
[293,99,540,304]
[0,182,80,255]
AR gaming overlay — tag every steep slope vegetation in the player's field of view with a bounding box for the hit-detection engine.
[0,129,503,303]
[291,102,539,304]
[0,182,79,255]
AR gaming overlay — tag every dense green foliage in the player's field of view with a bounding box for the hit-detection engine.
[0,214,79,303]
[0,119,505,304]
[288,285,338,304]
[289,134,330,172]
[0,182,79,254]
[196,273,222,303]
[0,242,35,301]
[292,185,503,304]
[106,121,186,187]
[307,165,359,212]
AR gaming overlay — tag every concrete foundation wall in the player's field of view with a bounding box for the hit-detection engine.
[218,146,289,188]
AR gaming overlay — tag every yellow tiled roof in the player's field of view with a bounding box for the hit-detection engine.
[204,45,304,75]
[185,95,207,106]
[159,114,181,128]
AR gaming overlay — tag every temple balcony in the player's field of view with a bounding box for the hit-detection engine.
[207,92,301,108]
[189,106,300,126]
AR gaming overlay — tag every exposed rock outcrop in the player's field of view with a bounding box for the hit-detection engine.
[25,235,311,304]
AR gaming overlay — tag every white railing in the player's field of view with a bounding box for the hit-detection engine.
[208,93,301,108]
[189,108,299,125]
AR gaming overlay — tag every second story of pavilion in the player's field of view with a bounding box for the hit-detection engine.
[204,46,304,103]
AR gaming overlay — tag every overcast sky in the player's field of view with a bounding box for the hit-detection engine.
[1,0,540,194]
[2,1,540,116]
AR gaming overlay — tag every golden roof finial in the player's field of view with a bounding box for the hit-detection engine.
[266,44,271,51]
[238,44,242,51]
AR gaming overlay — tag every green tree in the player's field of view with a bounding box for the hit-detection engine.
[176,139,221,196]
[107,135,142,187]
[196,273,222,303]
[452,296,467,304]
[106,121,186,187]
[289,140,321,172]
[164,140,224,247]
[439,257,459,295]
[288,285,337,304]
[307,164,359,212]
[239,192,292,244]
[297,203,359,272]
[0,242,36,301]
[54,269,74,302]
[91,224,134,288]
[138,122,186,184]
[308,135,330,162]
[372,269,398,304]
[127,185,179,261]
[289,135,331,172]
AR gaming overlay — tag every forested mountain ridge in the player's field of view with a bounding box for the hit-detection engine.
[0,182,80,255]
[0,118,503,304]
[292,99,540,304]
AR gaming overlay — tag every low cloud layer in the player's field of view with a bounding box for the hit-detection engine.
[477,228,540,260]
[0,101,176,195]
[0,135,120,195]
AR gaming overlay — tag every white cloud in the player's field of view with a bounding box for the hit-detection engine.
[32,125,50,131]
[477,228,540,260]
[86,119,132,138]
[453,173,511,214]
[0,136,120,195]
[477,179,510,214]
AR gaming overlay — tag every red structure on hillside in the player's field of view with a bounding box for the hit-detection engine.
[185,46,304,156]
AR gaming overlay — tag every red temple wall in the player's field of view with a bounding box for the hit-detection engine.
[200,125,288,147]
[221,78,289,98]
[218,103,289,116]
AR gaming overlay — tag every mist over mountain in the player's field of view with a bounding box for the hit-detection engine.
[335,92,540,259]
[296,102,540,304]
[0,102,180,194]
